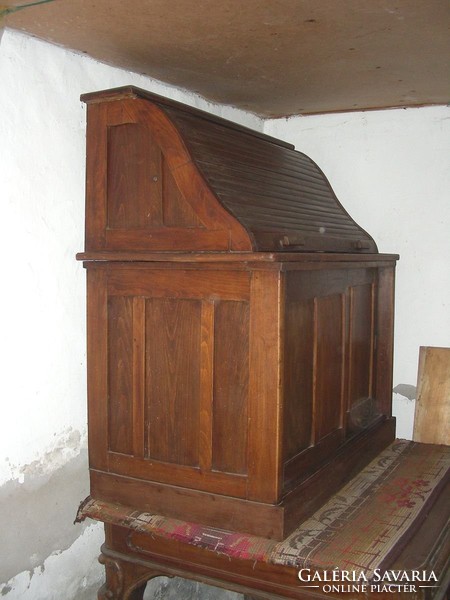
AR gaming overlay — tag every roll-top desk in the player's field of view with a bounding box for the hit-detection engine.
[76,86,401,598]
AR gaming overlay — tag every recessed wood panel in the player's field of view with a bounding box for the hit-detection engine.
[282,269,377,475]
[212,300,250,475]
[107,296,134,455]
[347,283,376,432]
[145,298,202,466]
[162,158,202,228]
[283,299,314,460]
[314,293,345,441]
[107,123,163,228]
[106,123,202,231]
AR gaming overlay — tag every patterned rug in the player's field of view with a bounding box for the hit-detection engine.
[77,439,450,577]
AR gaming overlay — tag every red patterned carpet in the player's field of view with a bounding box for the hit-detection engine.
[77,439,450,578]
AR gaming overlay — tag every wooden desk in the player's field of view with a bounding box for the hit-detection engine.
[78,85,399,542]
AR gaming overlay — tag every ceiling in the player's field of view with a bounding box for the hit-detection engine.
[2,0,449,117]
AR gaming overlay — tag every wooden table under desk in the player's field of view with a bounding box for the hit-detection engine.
[77,439,450,600]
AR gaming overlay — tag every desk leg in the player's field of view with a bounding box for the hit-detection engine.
[98,551,163,600]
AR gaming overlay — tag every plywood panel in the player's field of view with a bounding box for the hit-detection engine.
[413,347,450,445]
[162,157,202,227]
[347,283,376,432]
[283,299,314,460]
[107,123,163,228]
[132,296,146,458]
[212,300,250,475]
[374,266,396,416]
[107,296,134,455]
[314,293,345,440]
[145,298,202,466]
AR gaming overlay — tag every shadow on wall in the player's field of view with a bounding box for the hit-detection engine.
[392,384,416,401]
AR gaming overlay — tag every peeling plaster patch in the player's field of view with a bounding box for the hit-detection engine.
[0,523,103,599]
[1,428,85,487]
[0,446,91,584]
[392,383,416,400]
[19,429,81,479]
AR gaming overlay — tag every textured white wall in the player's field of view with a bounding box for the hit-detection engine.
[264,107,450,438]
[0,28,263,599]
[0,27,262,488]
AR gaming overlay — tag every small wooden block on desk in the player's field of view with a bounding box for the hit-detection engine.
[414,346,450,445]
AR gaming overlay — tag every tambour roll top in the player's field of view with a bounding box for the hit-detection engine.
[82,86,377,254]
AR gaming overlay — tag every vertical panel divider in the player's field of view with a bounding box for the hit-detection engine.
[199,300,214,472]
[132,296,146,458]
[339,292,347,429]
[311,297,318,445]
[341,288,351,435]
[369,281,376,398]
[347,286,355,418]
[375,267,396,416]
[247,270,283,503]
[85,104,108,250]
[87,266,109,470]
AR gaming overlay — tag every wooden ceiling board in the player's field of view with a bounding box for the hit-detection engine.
[3,0,450,117]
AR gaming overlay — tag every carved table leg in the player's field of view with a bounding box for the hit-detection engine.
[98,551,165,600]
[125,584,146,600]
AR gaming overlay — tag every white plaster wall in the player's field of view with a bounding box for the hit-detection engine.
[0,28,263,599]
[0,27,262,487]
[264,107,450,438]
